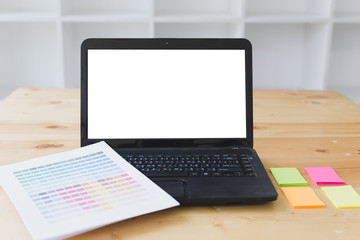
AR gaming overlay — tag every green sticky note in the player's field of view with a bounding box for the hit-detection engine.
[269,168,308,186]
[322,185,360,208]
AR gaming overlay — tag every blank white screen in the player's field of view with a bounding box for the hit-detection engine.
[88,49,246,139]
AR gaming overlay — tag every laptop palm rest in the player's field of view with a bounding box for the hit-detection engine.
[154,181,187,199]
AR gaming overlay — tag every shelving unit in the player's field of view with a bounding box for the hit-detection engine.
[246,0,331,22]
[328,24,360,87]
[0,22,61,88]
[0,0,359,103]
[334,0,360,22]
[60,0,151,22]
[154,0,242,21]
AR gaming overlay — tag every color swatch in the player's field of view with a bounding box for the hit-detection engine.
[304,167,345,185]
[322,185,360,208]
[280,187,325,209]
[0,141,179,240]
[269,168,308,186]
[15,152,142,222]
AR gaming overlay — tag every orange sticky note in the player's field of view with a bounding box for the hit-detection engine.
[280,187,325,209]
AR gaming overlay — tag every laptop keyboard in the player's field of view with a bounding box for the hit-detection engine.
[123,154,256,177]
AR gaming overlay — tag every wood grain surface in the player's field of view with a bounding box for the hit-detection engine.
[0,88,359,240]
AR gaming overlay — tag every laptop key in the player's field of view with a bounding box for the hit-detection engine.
[201,172,210,177]
[218,168,242,172]
[245,173,256,177]
[144,172,188,177]
[189,172,200,177]
[222,164,241,168]
[223,173,234,177]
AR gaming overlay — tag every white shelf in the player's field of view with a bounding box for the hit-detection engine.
[0,11,57,22]
[0,0,57,13]
[61,0,151,16]
[245,24,302,89]
[0,22,61,89]
[333,0,360,22]
[334,13,360,23]
[154,0,243,17]
[246,0,332,18]
[61,11,150,23]
[245,13,329,23]
[155,23,243,38]
[0,0,359,96]
[328,23,360,89]
[154,13,241,23]
[245,22,332,90]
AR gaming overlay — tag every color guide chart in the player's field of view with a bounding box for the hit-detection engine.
[0,142,179,240]
[15,152,143,223]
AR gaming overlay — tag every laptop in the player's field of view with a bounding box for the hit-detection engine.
[81,38,277,205]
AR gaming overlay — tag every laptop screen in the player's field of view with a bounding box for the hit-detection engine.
[87,49,246,139]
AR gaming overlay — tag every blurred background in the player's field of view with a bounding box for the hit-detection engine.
[0,0,359,103]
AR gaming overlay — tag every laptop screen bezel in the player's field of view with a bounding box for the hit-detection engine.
[81,38,253,148]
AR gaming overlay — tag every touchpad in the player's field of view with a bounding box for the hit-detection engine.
[155,181,186,199]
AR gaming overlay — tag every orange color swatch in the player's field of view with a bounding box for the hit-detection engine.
[280,187,325,209]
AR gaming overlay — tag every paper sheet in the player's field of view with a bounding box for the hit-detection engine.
[280,187,325,209]
[304,167,345,185]
[269,168,308,186]
[0,141,179,240]
[322,185,360,208]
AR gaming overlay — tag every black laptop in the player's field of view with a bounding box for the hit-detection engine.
[81,38,277,205]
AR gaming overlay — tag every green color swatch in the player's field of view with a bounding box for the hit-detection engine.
[269,168,308,186]
[322,185,360,208]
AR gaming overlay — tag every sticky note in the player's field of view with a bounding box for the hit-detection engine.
[304,167,345,185]
[269,168,308,186]
[322,185,360,208]
[280,187,325,208]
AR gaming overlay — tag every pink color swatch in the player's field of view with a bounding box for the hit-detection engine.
[304,167,345,185]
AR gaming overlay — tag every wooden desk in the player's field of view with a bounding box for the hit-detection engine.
[1,88,359,240]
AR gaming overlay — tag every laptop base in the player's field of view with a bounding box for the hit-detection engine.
[116,147,277,205]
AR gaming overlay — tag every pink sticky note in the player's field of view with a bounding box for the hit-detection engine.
[304,167,345,185]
